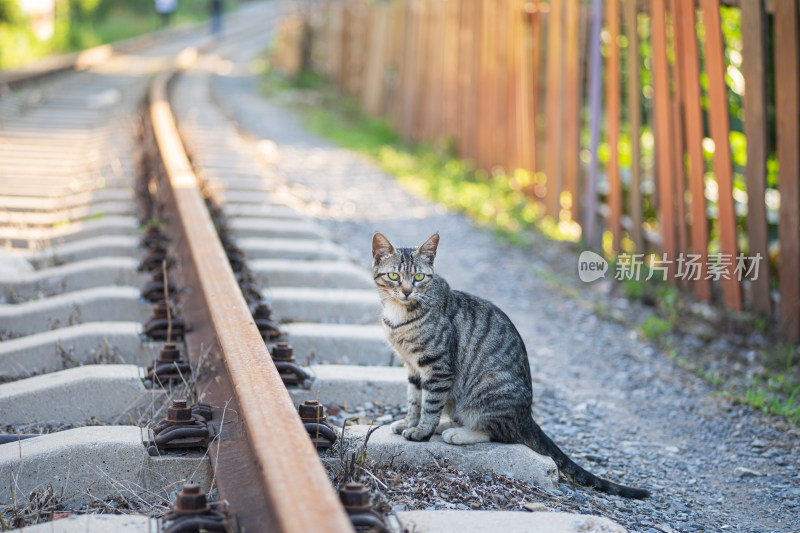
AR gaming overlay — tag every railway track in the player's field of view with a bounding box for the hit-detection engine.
[0,2,630,532]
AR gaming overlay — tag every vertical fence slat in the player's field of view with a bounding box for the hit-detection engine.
[774,0,800,341]
[388,0,405,129]
[741,0,772,315]
[668,0,688,285]
[650,0,677,274]
[412,0,429,142]
[443,0,460,140]
[398,0,416,139]
[457,0,474,158]
[701,0,742,311]
[363,3,389,117]
[585,0,603,248]
[494,0,509,169]
[624,0,644,251]
[563,0,582,222]
[506,0,522,170]
[606,0,622,251]
[527,2,543,177]
[544,0,565,216]
[515,0,532,173]
[675,0,711,300]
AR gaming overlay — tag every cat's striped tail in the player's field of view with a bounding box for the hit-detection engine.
[522,416,651,499]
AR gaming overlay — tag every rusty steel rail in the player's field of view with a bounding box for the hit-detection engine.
[149,49,354,532]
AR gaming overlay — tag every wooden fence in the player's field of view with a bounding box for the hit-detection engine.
[310,0,799,343]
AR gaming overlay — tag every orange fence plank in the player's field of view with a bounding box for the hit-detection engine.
[412,0,430,142]
[774,0,800,341]
[527,2,543,177]
[674,0,711,300]
[700,0,742,310]
[606,0,622,251]
[741,0,772,315]
[668,0,688,285]
[363,3,389,117]
[563,0,581,221]
[544,0,565,216]
[466,0,482,162]
[443,0,461,140]
[623,0,643,251]
[650,0,677,274]
[514,0,531,172]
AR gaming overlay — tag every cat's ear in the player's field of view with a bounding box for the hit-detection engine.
[372,232,396,262]
[416,233,439,264]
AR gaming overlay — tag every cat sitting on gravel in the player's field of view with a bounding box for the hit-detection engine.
[372,232,650,499]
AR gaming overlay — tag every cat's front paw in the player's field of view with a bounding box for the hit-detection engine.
[402,427,433,442]
[442,427,491,445]
[390,419,408,434]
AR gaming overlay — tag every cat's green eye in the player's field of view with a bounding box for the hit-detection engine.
[414,273,425,281]
[387,272,399,280]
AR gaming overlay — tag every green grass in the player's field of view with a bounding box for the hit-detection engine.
[740,346,800,423]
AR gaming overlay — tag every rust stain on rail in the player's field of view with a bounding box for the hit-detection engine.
[149,55,354,533]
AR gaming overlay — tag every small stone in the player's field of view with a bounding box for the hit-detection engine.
[326,402,341,416]
[523,502,549,512]
[469,501,481,509]
[733,466,765,478]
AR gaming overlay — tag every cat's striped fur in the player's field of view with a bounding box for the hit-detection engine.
[372,232,650,499]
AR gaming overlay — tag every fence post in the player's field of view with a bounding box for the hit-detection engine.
[650,0,677,277]
[584,0,604,249]
[774,0,800,342]
[564,0,582,223]
[701,0,742,311]
[544,0,565,217]
[741,0,772,316]
[623,0,644,252]
[605,0,622,252]
[674,0,711,300]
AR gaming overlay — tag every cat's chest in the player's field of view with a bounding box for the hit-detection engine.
[381,302,424,363]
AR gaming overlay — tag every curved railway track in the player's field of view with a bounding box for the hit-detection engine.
[0,3,632,532]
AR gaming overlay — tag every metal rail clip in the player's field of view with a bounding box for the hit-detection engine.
[148,400,213,453]
[271,342,311,387]
[146,343,191,386]
[141,269,177,302]
[143,301,186,340]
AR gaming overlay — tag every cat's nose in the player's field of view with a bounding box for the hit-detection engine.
[402,288,412,297]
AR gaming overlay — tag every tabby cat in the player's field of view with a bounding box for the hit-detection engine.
[371,232,649,499]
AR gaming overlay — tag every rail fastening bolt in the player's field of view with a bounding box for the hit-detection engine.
[298,400,324,422]
[271,341,294,361]
[339,482,371,511]
[168,399,193,422]
[175,482,208,512]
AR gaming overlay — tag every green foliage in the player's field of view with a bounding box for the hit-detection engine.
[637,315,672,341]
[0,0,22,23]
[0,0,227,70]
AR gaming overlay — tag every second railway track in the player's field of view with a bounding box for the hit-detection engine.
[1,3,633,532]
